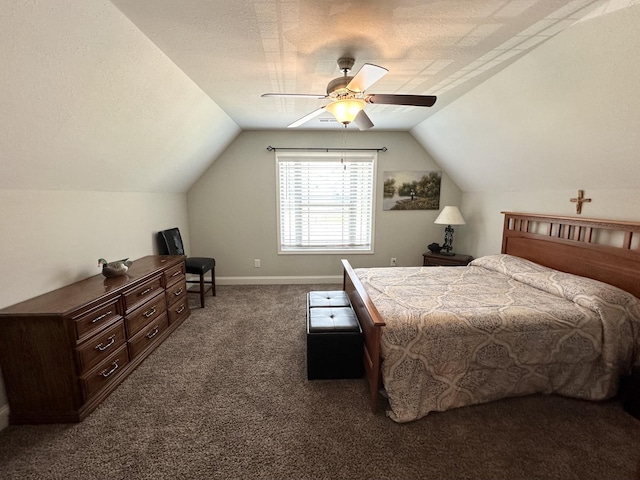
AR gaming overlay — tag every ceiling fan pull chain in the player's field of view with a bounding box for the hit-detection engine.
[342,125,347,170]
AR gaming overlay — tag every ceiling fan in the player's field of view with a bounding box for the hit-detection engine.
[262,57,437,130]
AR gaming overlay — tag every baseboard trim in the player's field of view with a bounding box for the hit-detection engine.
[0,403,9,431]
[217,275,342,285]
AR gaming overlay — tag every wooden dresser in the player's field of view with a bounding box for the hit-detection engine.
[0,255,190,424]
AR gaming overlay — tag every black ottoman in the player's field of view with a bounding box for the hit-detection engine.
[623,367,640,420]
[307,292,363,380]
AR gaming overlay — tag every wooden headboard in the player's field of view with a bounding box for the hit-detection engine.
[502,212,640,298]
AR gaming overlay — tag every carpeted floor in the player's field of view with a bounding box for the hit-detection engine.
[0,284,638,480]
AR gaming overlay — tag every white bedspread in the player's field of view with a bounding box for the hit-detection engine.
[355,254,640,423]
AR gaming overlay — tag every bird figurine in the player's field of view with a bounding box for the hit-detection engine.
[98,258,133,278]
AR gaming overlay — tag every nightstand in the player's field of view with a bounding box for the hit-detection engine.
[423,252,473,267]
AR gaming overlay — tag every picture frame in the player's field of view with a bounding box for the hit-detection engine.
[383,171,441,211]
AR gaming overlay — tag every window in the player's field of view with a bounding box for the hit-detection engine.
[276,150,376,254]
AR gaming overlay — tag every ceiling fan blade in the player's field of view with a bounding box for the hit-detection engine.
[262,93,327,99]
[365,94,437,107]
[354,110,374,131]
[287,107,326,128]
[346,64,388,93]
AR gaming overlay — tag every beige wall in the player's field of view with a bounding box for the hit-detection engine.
[457,188,640,258]
[187,130,463,281]
[0,190,189,307]
[0,189,190,424]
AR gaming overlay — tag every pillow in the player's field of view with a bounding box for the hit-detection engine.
[470,254,554,276]
[472,254,640,311]
[528,270,640,312]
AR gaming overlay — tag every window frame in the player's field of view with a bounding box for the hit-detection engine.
[275,150,377,255]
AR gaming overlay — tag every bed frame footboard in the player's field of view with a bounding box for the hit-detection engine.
[341,259,386,412]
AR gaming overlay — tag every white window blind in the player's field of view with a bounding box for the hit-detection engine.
[276,151,376,253]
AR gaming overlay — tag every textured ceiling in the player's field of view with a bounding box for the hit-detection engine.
[109,0,616,131]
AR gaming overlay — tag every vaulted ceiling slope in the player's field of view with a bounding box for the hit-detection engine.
[0,0,240,193]
[2,1,639,194]
[412,2,640,193]
[110,0,627,131]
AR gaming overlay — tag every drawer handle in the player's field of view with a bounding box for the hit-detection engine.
[146,326,159,339]
[140,287,153,296]
[143,306,157,318]
[92,311,112,323]
[176,304,185,314]
[100,359,119,378]
[173,288,183,296]
[171,271,181,277]
[95,334,116,351]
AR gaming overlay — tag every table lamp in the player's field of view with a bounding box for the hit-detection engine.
[434,206,465,256]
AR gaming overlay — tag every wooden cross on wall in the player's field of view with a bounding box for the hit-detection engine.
[570,189,591,214]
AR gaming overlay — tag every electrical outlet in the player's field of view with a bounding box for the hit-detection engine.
[254,259,261,268]
[390,258,397,267]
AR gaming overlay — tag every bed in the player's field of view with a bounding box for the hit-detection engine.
[342,212,640,422]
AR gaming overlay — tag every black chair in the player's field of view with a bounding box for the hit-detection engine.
[157,228,216,308]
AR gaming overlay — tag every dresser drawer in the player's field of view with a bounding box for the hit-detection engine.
[127,313,169,360]
[166,279,187,306]
[167,298,189,325]
[125,294,166,338]
[76,320,127,373]
[123,275,163,314]
[164,262,185,287]
[73,297,122,342]
[81,345,129,400]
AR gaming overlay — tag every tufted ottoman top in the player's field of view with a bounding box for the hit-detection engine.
[309,307,359,332]
[308,290,350,308]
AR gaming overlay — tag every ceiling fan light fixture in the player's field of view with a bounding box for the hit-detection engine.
[325,98,366,125]
[264,58,436,129]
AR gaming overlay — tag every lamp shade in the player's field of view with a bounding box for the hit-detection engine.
[325,98,366,125]
[434,206,465,225]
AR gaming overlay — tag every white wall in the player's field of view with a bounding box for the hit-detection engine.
[187,130,463,281]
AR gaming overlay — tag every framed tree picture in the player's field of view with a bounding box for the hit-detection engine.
[383,171,441,211]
